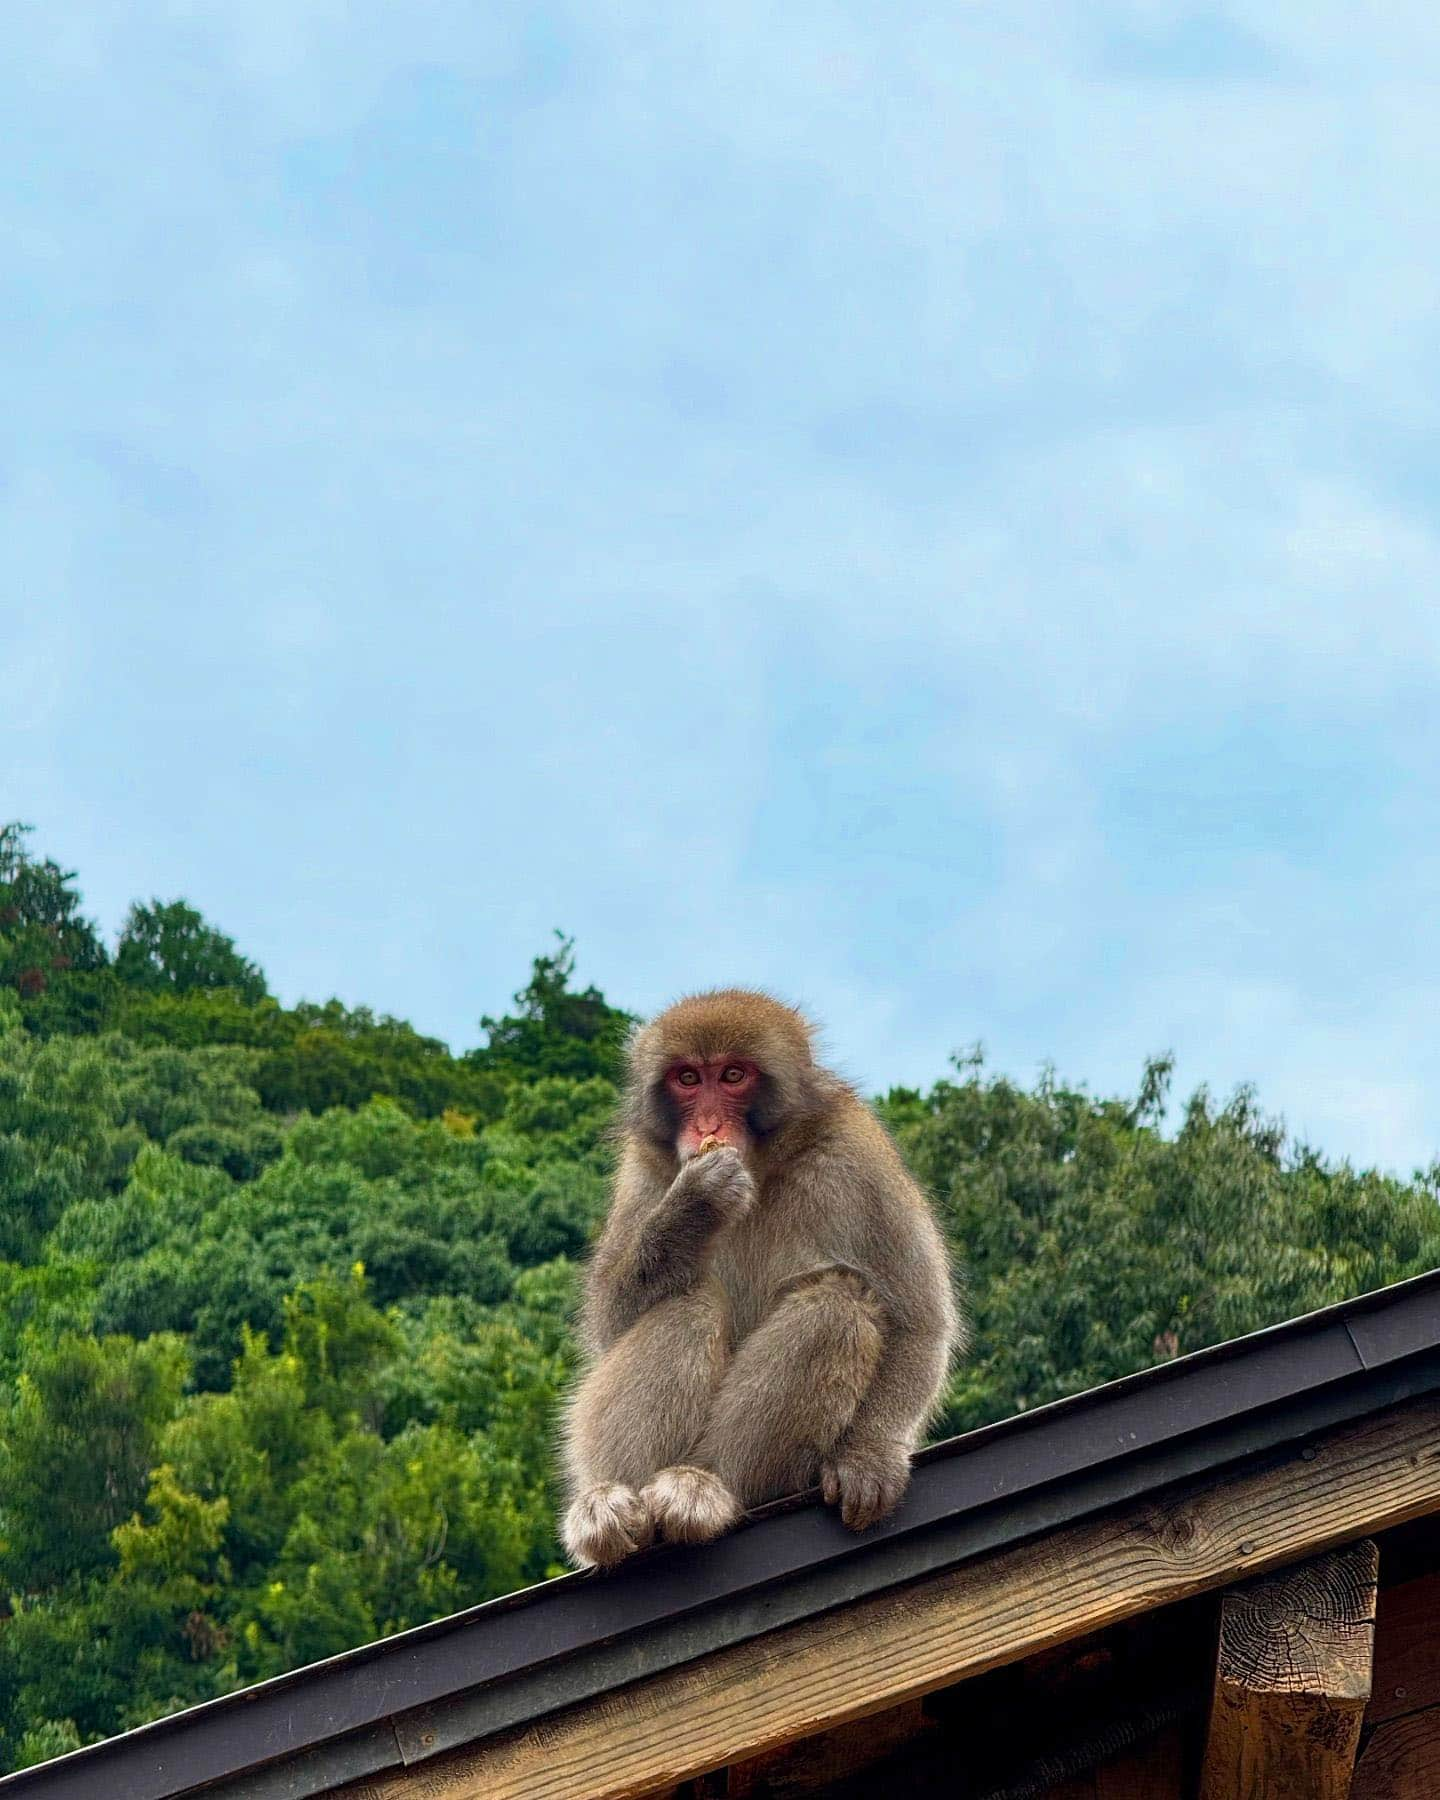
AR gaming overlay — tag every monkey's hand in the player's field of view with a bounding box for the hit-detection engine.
[668,1144,756,1233]
[821,1439,911,1531]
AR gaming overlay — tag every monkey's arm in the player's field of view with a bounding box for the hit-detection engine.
[822,1185,959,1529]
[583,1145,752,1349]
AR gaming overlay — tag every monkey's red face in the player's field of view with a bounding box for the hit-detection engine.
[665,1058,760,1157]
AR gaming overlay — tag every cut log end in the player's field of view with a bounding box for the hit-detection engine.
[1199,1539,1379,1800]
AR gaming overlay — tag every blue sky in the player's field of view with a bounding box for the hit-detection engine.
[5,5,1440,1172]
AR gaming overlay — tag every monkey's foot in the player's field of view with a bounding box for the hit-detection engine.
[640,1465,742,1546]
[821,1442,911,1531]
[562,1483,655,1569]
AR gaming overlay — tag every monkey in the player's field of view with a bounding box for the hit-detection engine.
[561,989,961,1569]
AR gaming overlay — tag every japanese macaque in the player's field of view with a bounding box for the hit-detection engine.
[561,990,960,1568]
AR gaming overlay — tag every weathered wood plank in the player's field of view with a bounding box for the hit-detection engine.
[725,1700,930,1797]
[330,1397,1440,1800]
[1352,1705,1440,1799]
[1369,1570,1440,1726]
[1198,1539,1377,1799]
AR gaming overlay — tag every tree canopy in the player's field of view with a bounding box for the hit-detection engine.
[114,900,269,1004]
[471,932,635,1083]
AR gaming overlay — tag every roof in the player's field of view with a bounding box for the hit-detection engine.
[6,1268,1440,1800]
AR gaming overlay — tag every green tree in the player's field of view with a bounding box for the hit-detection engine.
[0,1017,143,1260]
[881,1054,1440,1435]
[0,1331,189,1589]
[470,934,634,1083]
[0,825,113,1034]
[254,1002,507,1122]
[115,900,268,1004]
[10,1720,83,1773]
[112,988,294,1051]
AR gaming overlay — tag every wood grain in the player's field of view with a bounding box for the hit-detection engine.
[329,1396,1440,1800]
[1352,1706,1440,1799]
[724,1700,929,1797]
[1198,1539,1377,1800]
[1369,1570,1440,1726]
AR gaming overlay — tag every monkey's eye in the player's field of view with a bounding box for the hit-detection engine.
[720,1065,748,1084]
[675,1069,701,1087]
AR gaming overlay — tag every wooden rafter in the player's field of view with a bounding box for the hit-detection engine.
[329,1395,1440,1800]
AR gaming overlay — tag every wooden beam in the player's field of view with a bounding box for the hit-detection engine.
[1369,1569,1440,1726]
[329,1396,1440,1800]
[1352,1706,1440,1799]
[724,1700,931,1797]
[1198,1538,1377,1800]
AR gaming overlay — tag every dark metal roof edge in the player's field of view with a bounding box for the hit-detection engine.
[7,1266,1440,1800]
[204,1341,1440,1800]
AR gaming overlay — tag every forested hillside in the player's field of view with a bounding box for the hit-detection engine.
[2,824,1437,1773]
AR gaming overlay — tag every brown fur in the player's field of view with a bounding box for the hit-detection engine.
[561,990,961,1568]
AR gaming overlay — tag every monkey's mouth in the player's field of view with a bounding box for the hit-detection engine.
[681,1125,745,1158]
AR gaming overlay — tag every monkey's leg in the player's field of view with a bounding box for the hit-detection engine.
[562,1281,732,1566]
[692,1267,884,1509]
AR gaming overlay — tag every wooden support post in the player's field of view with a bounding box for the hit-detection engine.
[1199,1538,1378,1800]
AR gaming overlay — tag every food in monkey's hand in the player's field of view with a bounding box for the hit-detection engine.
[697,1134,722,1156]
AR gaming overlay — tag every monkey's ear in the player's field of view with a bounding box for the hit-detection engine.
[621,1016,654,1077]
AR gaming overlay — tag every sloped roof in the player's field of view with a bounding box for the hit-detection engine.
[6,1268,1440,1800]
